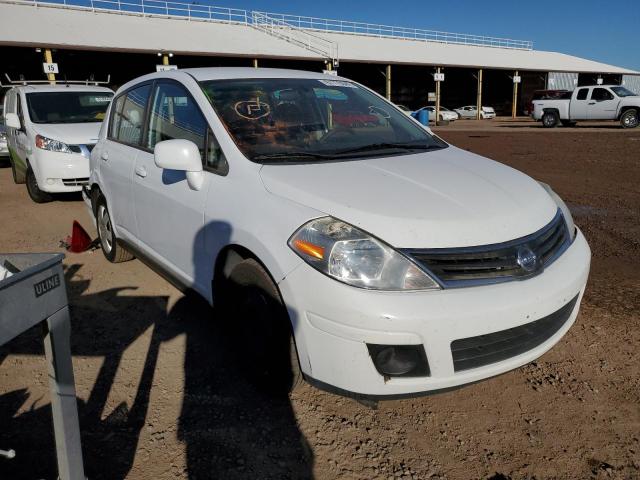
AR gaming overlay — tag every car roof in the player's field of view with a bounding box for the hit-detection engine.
[11,84,114,94]
[117,67,348,93]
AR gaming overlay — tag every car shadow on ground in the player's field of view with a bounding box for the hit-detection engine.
[0,263,313,479]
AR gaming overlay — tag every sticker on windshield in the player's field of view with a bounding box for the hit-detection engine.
[234,99,271,120]
[318,80,358,89]
[369,105,390,118]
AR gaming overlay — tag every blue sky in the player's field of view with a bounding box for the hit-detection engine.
[221,0,640,70]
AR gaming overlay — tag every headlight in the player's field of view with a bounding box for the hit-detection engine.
[289,217,440,291]
[539,182,576,241]
[0,131,6,141]
[35,134,72,154]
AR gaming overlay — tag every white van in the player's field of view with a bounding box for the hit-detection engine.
[3,84,113,202]
[86,68,590,398]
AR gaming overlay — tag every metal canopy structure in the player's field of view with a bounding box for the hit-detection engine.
[0,0,637,75]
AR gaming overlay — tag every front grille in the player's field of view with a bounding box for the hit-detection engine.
[62,177,89,186]
[402,209,571,288]
[68,144,95,156]
[450,294,579,372]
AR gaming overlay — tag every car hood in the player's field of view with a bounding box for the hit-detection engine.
[259,146,558,248]
[32,122,102,145]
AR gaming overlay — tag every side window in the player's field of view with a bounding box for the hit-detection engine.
[116,84,151,146]
[16,94,24,125]
[108,94,125,139]
[576,89,589,100]
[205,129,228,175]
[146,82,206,157]
[591,88,614,101]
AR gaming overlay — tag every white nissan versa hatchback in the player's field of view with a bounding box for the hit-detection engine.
[85,68,590,398]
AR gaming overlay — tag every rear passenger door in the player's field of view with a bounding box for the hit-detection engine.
[570,88,590,120]
[133,79,225,291]
[100,82,152,241]
[588,88,618,120]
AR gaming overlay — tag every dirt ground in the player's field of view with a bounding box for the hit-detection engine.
[1,121,639,480]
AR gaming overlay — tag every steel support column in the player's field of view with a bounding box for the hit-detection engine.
[512,70,519,118]
[476,68,483,120]
[435,66,442,122]
[385,64,391,101]
[44,48,55,85]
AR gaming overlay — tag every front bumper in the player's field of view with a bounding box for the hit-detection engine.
[32,149,89,193]
[278,229,590,397]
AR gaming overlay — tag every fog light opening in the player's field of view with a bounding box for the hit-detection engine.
[367,344,430,378]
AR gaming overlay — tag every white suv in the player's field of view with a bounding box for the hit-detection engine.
[85,68,590,397]
[3,84,113,202]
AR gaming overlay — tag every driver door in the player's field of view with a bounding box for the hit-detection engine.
[133,80,218,290]
[588,88,618,120]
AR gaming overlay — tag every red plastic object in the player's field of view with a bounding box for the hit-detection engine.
[66,220,93,253]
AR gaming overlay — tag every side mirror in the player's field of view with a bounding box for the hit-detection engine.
[154,139,204,191]
[5,112,21,130]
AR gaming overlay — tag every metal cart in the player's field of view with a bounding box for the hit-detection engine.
[0,253,86,480]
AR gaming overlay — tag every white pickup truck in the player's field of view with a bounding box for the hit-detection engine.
[532,85,639,128]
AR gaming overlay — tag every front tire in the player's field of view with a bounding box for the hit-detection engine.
[26,166,53,203]
[542,111,559,128]
[96,197,134,263]
[620,109,639,129]
[220,258,303,394]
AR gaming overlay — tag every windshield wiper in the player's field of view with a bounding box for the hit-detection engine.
[251,151,335,162]
[331,142,444,156]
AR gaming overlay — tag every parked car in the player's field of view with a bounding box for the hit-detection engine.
[395,104,413,116]
[418,106,458,122]
[455,105,496,119]
[85,68,590,398]
[533,85,640,128]
[3,84,114,202]
[524,89,571,116]
[0,105,8,160]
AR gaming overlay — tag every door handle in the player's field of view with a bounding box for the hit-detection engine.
[101,151,109,161]
[588,102,596,105]
[135,166,147,178]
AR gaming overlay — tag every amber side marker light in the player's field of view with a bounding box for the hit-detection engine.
[293,239,325,259]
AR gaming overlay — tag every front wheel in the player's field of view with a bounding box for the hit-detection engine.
[26,166,53,203]
[542,111,559,128]
[96,197,134,263]
[219,258,303,394]
[620,109,639,129]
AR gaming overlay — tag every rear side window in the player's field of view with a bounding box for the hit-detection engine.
[576,89,589,100]
[111,83,152,146]
[591,88,614,101]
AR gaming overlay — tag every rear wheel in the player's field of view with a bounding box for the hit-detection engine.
[620,109,639,129]
[542,111,559,128]
[26,166,53,203]
[219,258,303,394]
[96,196,134,263]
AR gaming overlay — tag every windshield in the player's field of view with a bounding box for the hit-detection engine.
[200,78,446,162]
[26,91,113,124]
[611,86,637,97]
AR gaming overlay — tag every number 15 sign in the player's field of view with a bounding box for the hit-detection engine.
[43,63,59,74]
